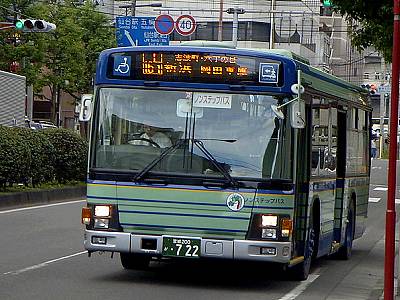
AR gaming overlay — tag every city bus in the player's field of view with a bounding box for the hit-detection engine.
[81,43,372,280]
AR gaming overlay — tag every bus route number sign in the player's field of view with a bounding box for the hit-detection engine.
[162,237,200,258]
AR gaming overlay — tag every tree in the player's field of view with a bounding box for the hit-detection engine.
[331,0,393,61]
[0,0,116,122]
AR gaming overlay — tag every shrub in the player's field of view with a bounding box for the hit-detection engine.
[0,126,31,187]
[11,127,56,186]
[42,128,88,183]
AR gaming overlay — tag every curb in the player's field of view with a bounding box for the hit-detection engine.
[0,185,87,208]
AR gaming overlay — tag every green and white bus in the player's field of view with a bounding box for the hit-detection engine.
[81,43,372,280]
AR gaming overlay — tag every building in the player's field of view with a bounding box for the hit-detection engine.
[103,0,383,84]
[92,0,391,121]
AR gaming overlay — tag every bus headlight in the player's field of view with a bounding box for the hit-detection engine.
[94,218,109,229]
[261,215,278,227]
[247,213,291,241]
[94,205,111,217]
[262,228,277,239]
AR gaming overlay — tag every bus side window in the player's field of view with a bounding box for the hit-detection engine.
[311,150,319,169]
[325,106,337,172]
[311,103,321,177]
[317,105,330,176]
[319,148,325,169]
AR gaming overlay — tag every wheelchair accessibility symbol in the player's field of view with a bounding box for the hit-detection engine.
[113,55,131,77]
[259,63,279,84]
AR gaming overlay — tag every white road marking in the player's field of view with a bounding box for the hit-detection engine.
[396,199,400,204]
[278,274,319,300]
[369,197,381,203]
[0,199,85,214]
[3,251,88,275]
[374,187,388,191]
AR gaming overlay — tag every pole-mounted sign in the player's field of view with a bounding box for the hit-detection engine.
[155,14,174,35]
[175,15,196,36]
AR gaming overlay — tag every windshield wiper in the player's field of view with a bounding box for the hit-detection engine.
[193,139,239,188]
[195,138,237,143]
[133,139,187,182]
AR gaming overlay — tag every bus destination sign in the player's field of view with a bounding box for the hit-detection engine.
[108,51,282,86]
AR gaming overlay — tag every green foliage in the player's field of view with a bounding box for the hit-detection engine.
[0,0,116,115]
[11,127,55,186]
[42,128,88,183]
[331,0,393,61]
[0,126,88,188]
[0,126,31,187]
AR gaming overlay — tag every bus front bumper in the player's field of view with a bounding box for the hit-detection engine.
[84,229,292,263]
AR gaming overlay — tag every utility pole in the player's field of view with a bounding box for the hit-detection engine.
[226,7,245,48]
[379,58,387,158]
[131,0,136,16]
[218,0,223,41]
[383,0,400,299]
[119,1,162,17]
[269,0,276,49]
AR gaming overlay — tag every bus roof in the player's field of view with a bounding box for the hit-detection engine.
[179,41,310,63]
[96,45,370,109]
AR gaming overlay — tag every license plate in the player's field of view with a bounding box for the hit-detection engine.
[162,237,201,258]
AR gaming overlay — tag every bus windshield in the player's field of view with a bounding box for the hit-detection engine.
[92,87,293,180]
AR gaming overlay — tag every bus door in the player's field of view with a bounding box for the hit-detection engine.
[334,108,347,244]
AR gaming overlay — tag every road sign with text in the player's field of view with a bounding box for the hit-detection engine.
[115,16,169,47]
[378,84,391,94]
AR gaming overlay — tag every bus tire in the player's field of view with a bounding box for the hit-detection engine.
[120,253,150,270]
[289,208,317,281]
[336,201,355,260]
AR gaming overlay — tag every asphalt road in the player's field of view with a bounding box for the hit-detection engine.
[0,159,399,300]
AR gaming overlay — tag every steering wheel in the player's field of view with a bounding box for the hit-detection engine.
[128,137,161,148]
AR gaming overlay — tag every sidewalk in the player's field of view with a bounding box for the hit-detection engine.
[0,185,86,209]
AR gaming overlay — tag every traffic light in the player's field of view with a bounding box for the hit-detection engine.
[361,83,377,94]
[322,0,332,7]
[15,19,56,33]
[320,0,333,16]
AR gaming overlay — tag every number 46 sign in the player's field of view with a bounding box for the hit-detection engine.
[155,14,196,36]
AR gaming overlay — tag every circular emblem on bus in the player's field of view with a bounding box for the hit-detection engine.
[226,193,245,211]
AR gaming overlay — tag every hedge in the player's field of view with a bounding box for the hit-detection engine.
[0,126,88,188]
[0,126,31,187]
[42,128,88,183]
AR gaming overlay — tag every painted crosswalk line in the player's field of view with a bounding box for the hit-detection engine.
[369,198,400,204]
[369,198,381,203]
[374,187,388,191]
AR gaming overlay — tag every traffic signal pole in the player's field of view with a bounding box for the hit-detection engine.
[384,0,400,299]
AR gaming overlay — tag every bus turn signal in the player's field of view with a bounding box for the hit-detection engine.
[281,218,293,237]
[82,207,92,225]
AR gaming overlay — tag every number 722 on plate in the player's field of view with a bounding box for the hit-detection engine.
[162,237,200,258]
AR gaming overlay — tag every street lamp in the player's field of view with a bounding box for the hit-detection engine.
[226,7,245,48]
[118,2,162,17]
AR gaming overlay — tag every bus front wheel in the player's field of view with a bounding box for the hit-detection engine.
[289,210,317,281]
[120,253,150,270]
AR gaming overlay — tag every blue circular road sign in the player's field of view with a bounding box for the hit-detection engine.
[155,14,174,35]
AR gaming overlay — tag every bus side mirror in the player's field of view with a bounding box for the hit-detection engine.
[79,94,93,122]
[290,100,306,128]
